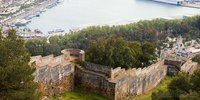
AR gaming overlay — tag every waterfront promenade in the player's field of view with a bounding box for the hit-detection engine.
[2,0,57,25]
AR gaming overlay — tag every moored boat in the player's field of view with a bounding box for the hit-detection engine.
[48,29,65,36]
[152,0,184,5]
[57,0,64,3]
[15,19,31,26]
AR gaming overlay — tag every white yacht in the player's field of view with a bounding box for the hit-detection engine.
[152,0,184,5]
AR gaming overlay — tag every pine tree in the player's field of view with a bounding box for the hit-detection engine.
[0,29,40,100]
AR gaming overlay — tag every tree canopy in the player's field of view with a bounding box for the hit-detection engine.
[25,16,200,56]
[192,54,200,64]
[152,69,200,100]
[86,36,156,69]
[0,29,40,100]
[25,38,61,56]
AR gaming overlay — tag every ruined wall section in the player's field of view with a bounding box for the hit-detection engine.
[34,62,75,96]
[61,49,85,61]
[30,48,200,100]
[75,61,167,100]
[30,49,85,97]
[75,65,116,100]
[37,67,74,96]
[180,60,198,74]
[83,62,111,77]
[114,61,167,100]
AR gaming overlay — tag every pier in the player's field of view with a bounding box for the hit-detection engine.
[152,0,184,5]
[1,0,58,25]
[181,2,200,9]
[152,0,200,9]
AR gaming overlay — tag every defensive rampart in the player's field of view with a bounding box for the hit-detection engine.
[29,49,198,100]
[180,60,198,75]
[30,49,85,97]
[75,61,167,100]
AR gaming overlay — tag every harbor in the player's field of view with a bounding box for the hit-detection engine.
[182,1,200,9]
[1,0,200,39]
[0,0,60,26]
[152,0,184,5]
[0,0,65,39]
[152,0,200,9]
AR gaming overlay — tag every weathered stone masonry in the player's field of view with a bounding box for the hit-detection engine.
[75,61,167,100]
[75,62,116,99]
[30,49,85,96]
[30,49,198,100]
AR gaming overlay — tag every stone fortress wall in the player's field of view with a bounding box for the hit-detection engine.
[75,61,167,100]
[180,60,198,75]
[29,49,198,100]
[30,49,85,96]
[75,62,116,99]
[114,61,167,99]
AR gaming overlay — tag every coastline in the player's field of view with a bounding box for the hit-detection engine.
[1,0,58,25]
[1,0,200,39]
[182,3,200,9]
[152,0,200,9]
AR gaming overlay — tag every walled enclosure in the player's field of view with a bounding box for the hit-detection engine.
[75,61,167,100]
[30,49,198,100]
[29,49,85,96]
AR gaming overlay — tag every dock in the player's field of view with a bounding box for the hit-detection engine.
[1,0,58,25]
[181,2,200,9]
[152,0,200,9]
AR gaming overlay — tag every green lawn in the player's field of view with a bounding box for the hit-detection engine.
[134,76,173,100]
[54,89,110,100]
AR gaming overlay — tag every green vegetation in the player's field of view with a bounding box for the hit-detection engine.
[25,38,61,56]
[192,54,200,64]
[86,36,156,68]
[54,90,109,100]
[26,16,200,57]
[136,76,173,100]
[138,69,200,100]
[190,69,200,92]
[152,69,200,100]
[168,73,191,99]
[0,30,40,100]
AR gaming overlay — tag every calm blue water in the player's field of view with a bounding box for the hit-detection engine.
[25,0,200,33]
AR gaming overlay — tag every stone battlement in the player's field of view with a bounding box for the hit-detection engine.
[30,49,198,100]
[110,61,165,81]
[75,61,167,99]
[181,60,198,75]
[30,49,85,68]
[29,49,85,96]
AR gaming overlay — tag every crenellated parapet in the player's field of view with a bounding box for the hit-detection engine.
[111,61,167,99]
[30,49,85,67]
[75,60,167,100]
[29,48,198,100]
[180,60,198,75]
[61,49,85,62]
[29,49,85,97]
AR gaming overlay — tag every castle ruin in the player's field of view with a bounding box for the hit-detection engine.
[30,48,198,100]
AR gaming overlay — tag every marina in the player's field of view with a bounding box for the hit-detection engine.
[152,0,184,5]
[152,0,200,8]
[24,0,200,34]
[1,0,200,38]
[0,0,59,26]
[15,19,31,26]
